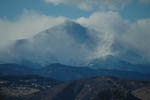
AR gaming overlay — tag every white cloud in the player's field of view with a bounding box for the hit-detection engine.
[77,11,150,62]
[124,19,150,60]
[0,10,66,47]
[44,0,131,10]
[77,12,127,58]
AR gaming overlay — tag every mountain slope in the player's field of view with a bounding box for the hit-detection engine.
[30,76,150,100]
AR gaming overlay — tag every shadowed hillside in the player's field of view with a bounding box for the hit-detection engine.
[30,76,150,100]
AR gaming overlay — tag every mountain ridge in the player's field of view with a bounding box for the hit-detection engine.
[0,63,150,81]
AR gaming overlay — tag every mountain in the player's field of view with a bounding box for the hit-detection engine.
[0,20,149,74]
[0,63,150,81]
[0,75,61,100]
[29,76,150,100]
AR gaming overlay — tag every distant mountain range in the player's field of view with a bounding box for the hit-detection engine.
[89,55,150,74]
[0,63,150,81]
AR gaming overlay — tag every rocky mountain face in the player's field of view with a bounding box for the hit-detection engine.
[29,76,150,100]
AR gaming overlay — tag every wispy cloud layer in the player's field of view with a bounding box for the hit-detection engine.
[44,0,150,10]
[44,0,130,10]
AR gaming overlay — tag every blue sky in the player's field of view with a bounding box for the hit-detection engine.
[0,0,91,19]
[0,0,150,21]
[120,0,150,21]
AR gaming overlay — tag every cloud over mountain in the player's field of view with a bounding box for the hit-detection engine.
[0,10,150,66]
[77,11,150,63]
[0,10,66,48]
[0,20,101,66]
